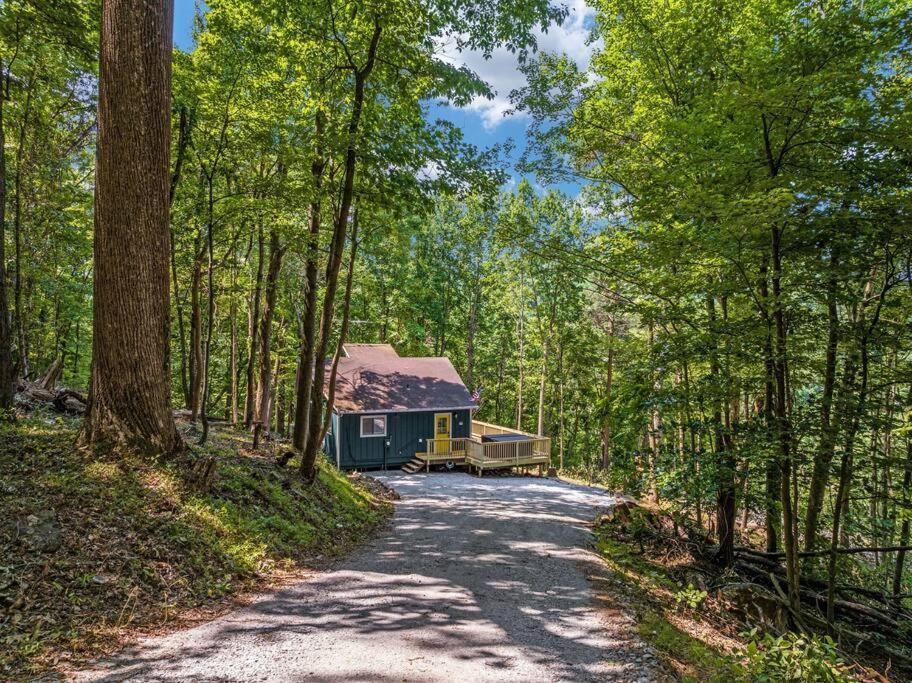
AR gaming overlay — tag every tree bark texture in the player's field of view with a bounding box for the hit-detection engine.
[80,0,181,455]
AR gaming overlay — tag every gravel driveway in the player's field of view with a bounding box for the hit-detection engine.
[74,473,663,682]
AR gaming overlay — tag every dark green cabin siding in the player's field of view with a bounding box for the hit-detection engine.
[328,409,471,469]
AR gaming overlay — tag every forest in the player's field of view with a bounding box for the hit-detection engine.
[2,0,912,679]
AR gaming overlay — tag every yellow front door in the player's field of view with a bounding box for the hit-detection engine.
[434,413,451,454]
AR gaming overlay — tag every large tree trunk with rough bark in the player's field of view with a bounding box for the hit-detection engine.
[79,0,181,455]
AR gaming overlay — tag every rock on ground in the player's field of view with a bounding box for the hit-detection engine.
[73,473,666,682]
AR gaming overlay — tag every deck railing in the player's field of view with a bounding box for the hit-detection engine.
[422,437,470,458]
[471,419,539,438]
[415,421,551,473]
[466,432,551,471]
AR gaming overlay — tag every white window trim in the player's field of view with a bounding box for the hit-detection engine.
[360,414,387,438]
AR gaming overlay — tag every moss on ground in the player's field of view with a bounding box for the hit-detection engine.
[0,415,392,680]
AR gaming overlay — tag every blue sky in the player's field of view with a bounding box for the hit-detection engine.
[172,0,595,196]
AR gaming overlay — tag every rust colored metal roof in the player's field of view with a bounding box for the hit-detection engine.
[327,354,474,414]
[342,343,400,360]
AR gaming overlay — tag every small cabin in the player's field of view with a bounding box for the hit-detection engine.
[323,344,477,470]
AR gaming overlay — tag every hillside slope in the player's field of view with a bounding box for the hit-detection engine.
[0,416,392,680]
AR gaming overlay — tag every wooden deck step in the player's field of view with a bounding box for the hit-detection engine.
[401,458,425,474]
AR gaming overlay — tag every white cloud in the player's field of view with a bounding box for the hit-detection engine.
[436,0,598,130]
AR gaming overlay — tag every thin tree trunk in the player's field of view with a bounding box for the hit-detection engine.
[198,180,216,444]
[12,69,34,380]
[601,315,615,469]
[892,384,912,603]
[804,255,840,550]
[79,0,181,455]
[558,339,565,469]
[253,229,284,444]
[757,256,780,553]
[299,20,383,481]
[708,295,735,565]
[516,268,525,431]
[189,236,204,420]
[827,271,888,627]
[466,277,479,390]
[229,283,238,424]
[244,224,264,428]
[536,329,548,437]
[318,210,361,448]
[291,113,326,453]
[770,225,800,611]
[0,59,15,414]
[169,105,190,406]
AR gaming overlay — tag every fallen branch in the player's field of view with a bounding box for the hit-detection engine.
[736,544,912,559]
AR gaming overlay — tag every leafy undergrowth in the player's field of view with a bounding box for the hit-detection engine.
[0,414,393,680]
[593,508,889,682]
[594,531,743,682]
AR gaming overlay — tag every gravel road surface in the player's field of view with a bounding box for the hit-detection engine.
[73,473,664,682]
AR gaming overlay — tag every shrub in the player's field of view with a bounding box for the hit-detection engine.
[738,630,856,682]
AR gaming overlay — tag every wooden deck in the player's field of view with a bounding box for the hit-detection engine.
[415,420,551,475]
[414,437,469,471]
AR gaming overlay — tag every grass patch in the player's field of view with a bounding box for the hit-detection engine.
[0,414,392,680]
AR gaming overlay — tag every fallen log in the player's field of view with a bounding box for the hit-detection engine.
[734,556,911,638]
[36,358,63,391]
[736,544,912,559]
[15,379,87,414]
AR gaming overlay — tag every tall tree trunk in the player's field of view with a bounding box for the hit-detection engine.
[318,211,360,447]
[466,278,479,390]
[892,384,912,603]
[12,69,34,380]
[229,279,238,424]
[708,294,735,565]
[298,20,383,480]
[758,255,780,553]
[169,105,190,406]
[558,339,565,469]
[827,271,888,626]
[515,268,525,431]
[254,229,284,443]
[291,114,326,454]
[536,330,548,436]
[770,226,800,611]
[804,255,840,550]
[0,59,14,413]
[601,315,615,469]
[244,225,264,428]
[188,238,204,420]
[198,182,216,444]
[79,0,181,455]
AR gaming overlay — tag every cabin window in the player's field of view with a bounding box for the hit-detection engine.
[360,415,386,437]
